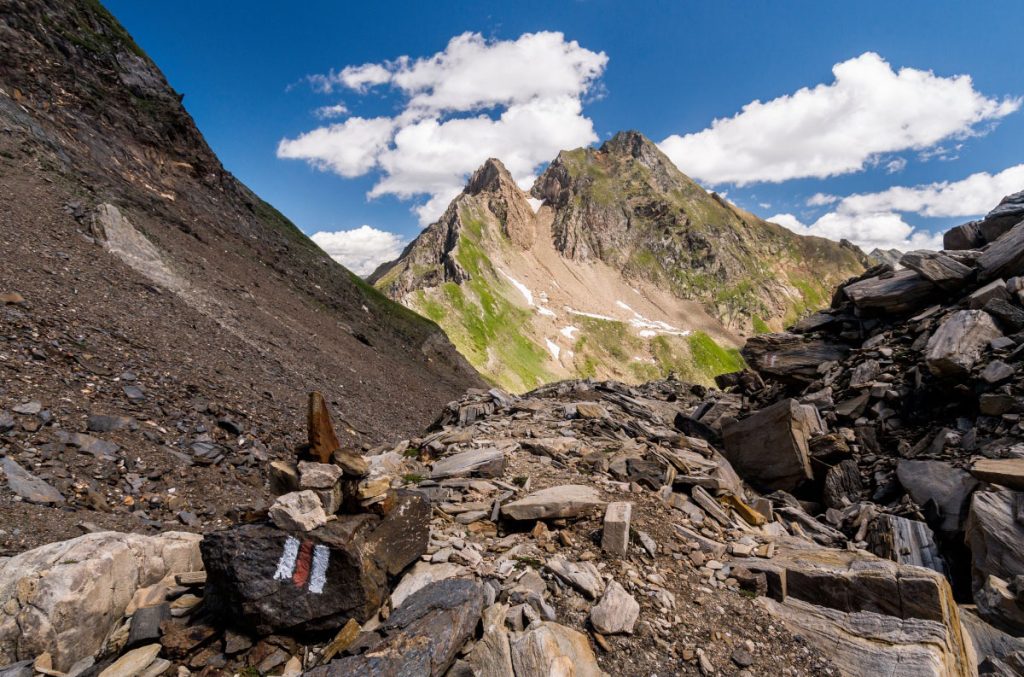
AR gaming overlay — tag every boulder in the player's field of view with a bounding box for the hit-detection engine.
[843,268,938,316]
[978,220,1024,282]
[984,298,1024,333]
[306,579,485,677]
[268,490,328,532]
[968,279,1010,309]
[721,398,818,492]
[925,310,1002,376]
[741,333,849,385]
[0,531,201,670]
[899,250,974,290]
[979,191,1024,243]
[944,221,984,250]
[501,485,604,521]
[202,490,428,635]
[868,514,946,575]
[589,581,639,635]
[740,541,974,677]
[429,447,505,479]
[509,622,605,677]
[897,460,979,535]
[970,458,1024,491]
[965,489,1024,591]
[960,604,1024,668]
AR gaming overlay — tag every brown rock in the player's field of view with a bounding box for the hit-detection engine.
[308,391,342,463]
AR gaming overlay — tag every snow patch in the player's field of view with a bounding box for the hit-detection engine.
[567,308,616,321]
[537,306,556,317]
[526,197,544,213]
[638,330,657,338]
[561,326,579,339]
[498,269,534,306]
[545,339,561,361]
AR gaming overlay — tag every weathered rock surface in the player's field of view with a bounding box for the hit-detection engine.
[590,581,639,635]
[965,490,1024,591]
[925,310,1003,376]
[722,398,817,492]
[970,458,1024,491]
[429,447,505,479]
[897,460,979,535]
[306,579,484,677]
[268,490,329,532]
[0,458,63,504]
[509,622,606,677]
[501,484,604,520]
[742,542,974,676]
[0,531,201,670]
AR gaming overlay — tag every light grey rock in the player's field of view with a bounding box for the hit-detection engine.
[501,485,604,521]
[509,622,605,677]
[600,502,632,556]
[297,461,343,490]
[0,531,201,670]
[545,557,604,599]
[390,561,466,609]
[897,460,979,534]
[589,581,639,635]
[968,279,1011,309]
[965,489,1024,591]
[430,447,505,480]
[925,310,1003,376]
[0,458,63,505]
[467,603,515,677]
[268,490,328,532]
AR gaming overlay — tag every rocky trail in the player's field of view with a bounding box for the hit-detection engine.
[7,192,1024,676]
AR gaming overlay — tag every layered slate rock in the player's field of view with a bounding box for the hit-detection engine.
[306,579,485,677]
[0,531,202,671]
[741,333,849,385]
[965,489,1024,592]
[843,268,938,316]
[201,490,428,635]
[970,458,1024,491]
[899,250,974,290]
[738,541,974,676]
[721,398,818,492]
[897,460,980,535]
[925,310,1003,376]
[428,447,505,479]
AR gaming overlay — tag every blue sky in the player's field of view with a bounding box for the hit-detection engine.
[104,0,1024,273]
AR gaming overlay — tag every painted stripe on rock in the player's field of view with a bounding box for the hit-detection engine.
[308,544,330,594]
[292,539,314,588]
[272,536,300,581]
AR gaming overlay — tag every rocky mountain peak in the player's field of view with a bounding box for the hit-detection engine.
[464,157,519,196]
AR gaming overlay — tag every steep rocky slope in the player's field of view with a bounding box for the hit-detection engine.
[0,0,481,552]
[372,133,865,392]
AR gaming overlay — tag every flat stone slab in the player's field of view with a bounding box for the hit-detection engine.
[501,485,604,521]
[429,447,505,480]
[1,458,64,505]
[970,458,1024,491]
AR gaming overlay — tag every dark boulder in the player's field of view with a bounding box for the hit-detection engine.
[201,490,428,635]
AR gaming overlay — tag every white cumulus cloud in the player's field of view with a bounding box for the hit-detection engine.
[770,163,1024,252]
[313,103,349,119]
[311,225,406,276]
[279,32,608,224]
[660,52,1019,186]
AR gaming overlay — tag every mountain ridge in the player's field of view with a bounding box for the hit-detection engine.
[371,132,866,391]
